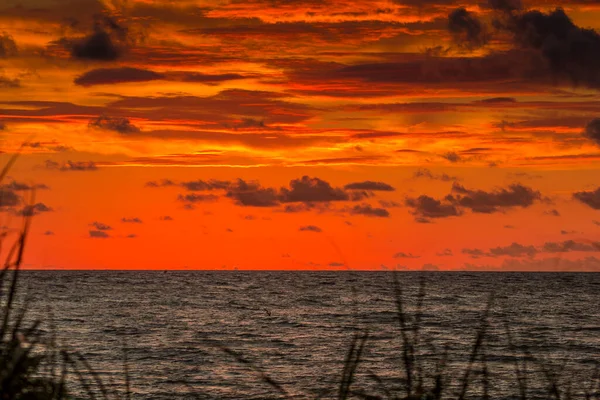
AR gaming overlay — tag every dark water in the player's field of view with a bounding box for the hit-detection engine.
[15,271,600,399]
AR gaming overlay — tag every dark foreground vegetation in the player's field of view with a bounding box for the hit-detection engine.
[1,155,599,399]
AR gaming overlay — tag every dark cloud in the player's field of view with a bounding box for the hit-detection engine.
[89,230,110,238]
[0,189,20,207]
[75,68,163,87]
[328,262,345,267]
[544,209,561,216]
[18,203,53,217]
[489,242,537,257]
[393,252,420,259]
[594,220,600,226]
[44,231,54,236]
[441,152,462,163]
[436,249,453,256]
[2,181,49,191]
[299,225,322,233]
[160,215,174,221]
[0,122,5,131]
[584,119,600,146]
[145,179,176,188]
[343,181,395,191]
[449,182,542,213]
[573,187,600,210]
[89,115,140,134]
[0,33,18,58]
[177,193,219,203]
[0,76,20,88]
[462,248,487,258]
[349,204,390,217]
[180,180,231,191]
[226,180,279,207]
[67,14,130,61]
[280,176,363,203]
[121,217,143,223]
[405,195,461,221]
[413,168,457,182]
[421,263,440,271]
[492,5,600,89]
[45,160,98,171]
[542,240,600,253]
[90,222,112,231]
[448,7,490,50]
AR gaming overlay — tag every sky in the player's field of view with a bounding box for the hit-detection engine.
[1,0,600,270]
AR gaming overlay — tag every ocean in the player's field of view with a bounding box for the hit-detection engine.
[15,271,600,399]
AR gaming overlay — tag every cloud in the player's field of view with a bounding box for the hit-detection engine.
[393,252,420,259]
[489,242,537,257]
[0,33,18,58]
[441,152,462,163]
[413,168,458,182]
[2,181,50,191]
[436,249,453,256]
[462,248,487,258]
[343,181,395,191]
[18,203,53,217]
[145,179,176,188]
[299,225,322,232]
[45,160,98,171]
[594,220,600,226]
[44,231,54,236]
[448,7,489,50]
[421,263,440,271]
[280,176,365,203]
[405,195,461,221]
[544,209,561,217]
[90,222,112,231]
[349,204,390,217]
[177,193,219,203]
[126,234,137,238]
[226,180,279,207]
[449,182,542,213]
[328,262,345,267]
[490,5,600,89]
[66,14,130,61]
[88,115,140,134]
[584,119,600,146]
[180,180,231,191]
[89,230,110,239]
[121,217,143,223]
[573,187,600,210]
[75,67,163,87]
[542,240,600,253]
[74,67,248,87]
[160,215,174,221]
[0,189,20,207]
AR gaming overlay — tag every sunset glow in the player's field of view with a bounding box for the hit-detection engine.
[2,0,600,270]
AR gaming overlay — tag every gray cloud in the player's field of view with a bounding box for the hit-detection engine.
[489,242,537,257]
[299,225,322,233]
[584,119,600,146]
[448,7,489,50]
[89,230,110,238]
[18,203,53,217]
[573,187,600,210]
[413,168,458,182]
[393,252,420,259]
[90,222,112,231]
[405,195,461,221]
[343,181,395,191]
[349,204,390,217]
[89,115,140,134]
[449,182,542,213]
[45,160,98,171]
[121,217,143,223]
[177,193,219,203]
[0,33,18,58]
[0,189,20,207]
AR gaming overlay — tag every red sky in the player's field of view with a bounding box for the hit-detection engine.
[1,0,600,270]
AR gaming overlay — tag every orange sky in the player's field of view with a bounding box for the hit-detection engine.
[1,0,600,270]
